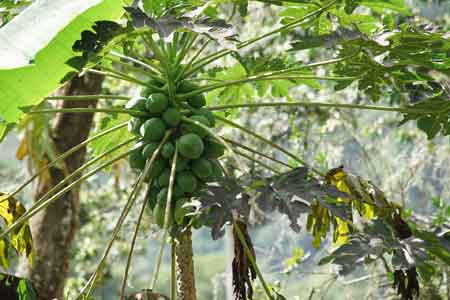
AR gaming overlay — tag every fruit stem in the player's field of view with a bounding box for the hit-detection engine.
[119,184,152,300]
[44,94,131,101]
[98,65,164,91]
[85,68,151,88]
[223,137,293,169]
[78,169,145,300]
[109,51,163,78]
[233,221,275,300]
[1,147,135,242]
[20,137,138,237]
[175,32,198,68]
[177,39,211,82]
[184,0,338,77]
[169,32,180,61]
[76,133,167,299]
[0,122,128,204]
[151,134,177,290]
[142,33,168,66]
[232,147,280,174]
[215,115,326,177]
[177,56,356,100]
[207,101,438,114]
[104,55,161,80]
[28,108,150,118]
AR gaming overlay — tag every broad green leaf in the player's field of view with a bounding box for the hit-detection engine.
[205,63,255,108]
[0,121,14,143]
[0,273,38,300]
[360,0,411,15]
[0,1,106,69]
[90,113,132,159]
[0,0,126,125]
[17,278,38,300]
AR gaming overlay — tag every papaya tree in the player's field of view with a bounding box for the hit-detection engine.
[0,0,449,300]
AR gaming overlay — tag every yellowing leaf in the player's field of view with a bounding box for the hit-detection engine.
[16,137,29,161]
[333,218,350,246]
[0,240,8,268]
[0,193,34,266]
[326,166,392,220]
[283,247,305,269]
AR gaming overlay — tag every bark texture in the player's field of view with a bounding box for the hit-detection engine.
[175,227,197,300]
[29,74,103,300]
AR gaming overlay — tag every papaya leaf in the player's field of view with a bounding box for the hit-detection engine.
[0,193,34,267]
[334,26,450,103]
[0,273,38,300]
[205,63,255,114]
[89,113,132,159]
[360,0,411,15]
[0,121,14,143]
[125,6,238,49]
[399,96,450,139]
[0,0,126,126]
[197,179,248,240]
[413,227,450,266]
[69,20,131,71]
[254,167,349,234]
[290,27,363,50]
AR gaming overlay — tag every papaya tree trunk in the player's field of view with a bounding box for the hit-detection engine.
[175,227,197,300]
[28,73,103,300]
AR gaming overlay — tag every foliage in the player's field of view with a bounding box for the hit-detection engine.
[0,193,34,269]
[0,273,37,300]
[0,0,127,140]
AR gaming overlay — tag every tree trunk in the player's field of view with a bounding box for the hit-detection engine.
[175,227,197,300]
[28,73,103,300]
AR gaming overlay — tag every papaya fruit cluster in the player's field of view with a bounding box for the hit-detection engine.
[127,80,225,228]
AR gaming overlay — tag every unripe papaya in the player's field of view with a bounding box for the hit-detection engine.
[142,142,159,158]
[146,188,159,210]
[174,156,189,172]
[126,96,147,111]
[203,139,225,158]
[188,94,206,108]
[141,118,167,142]
[146,93,169,113]
[193,108,216,126]
[176,171,198,193]
[157,169,171,187]
[145,159,166,181]
[153,201,166,228]
[162,107,181,127]
[191,158,212,179]
[177,80,198,94]
[129,148,146,170]
[161,142,175,159]
[128,117,145,136]
[183,115,210,138]
[177,133,204,159]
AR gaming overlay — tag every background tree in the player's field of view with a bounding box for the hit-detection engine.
[28,73,103,300]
